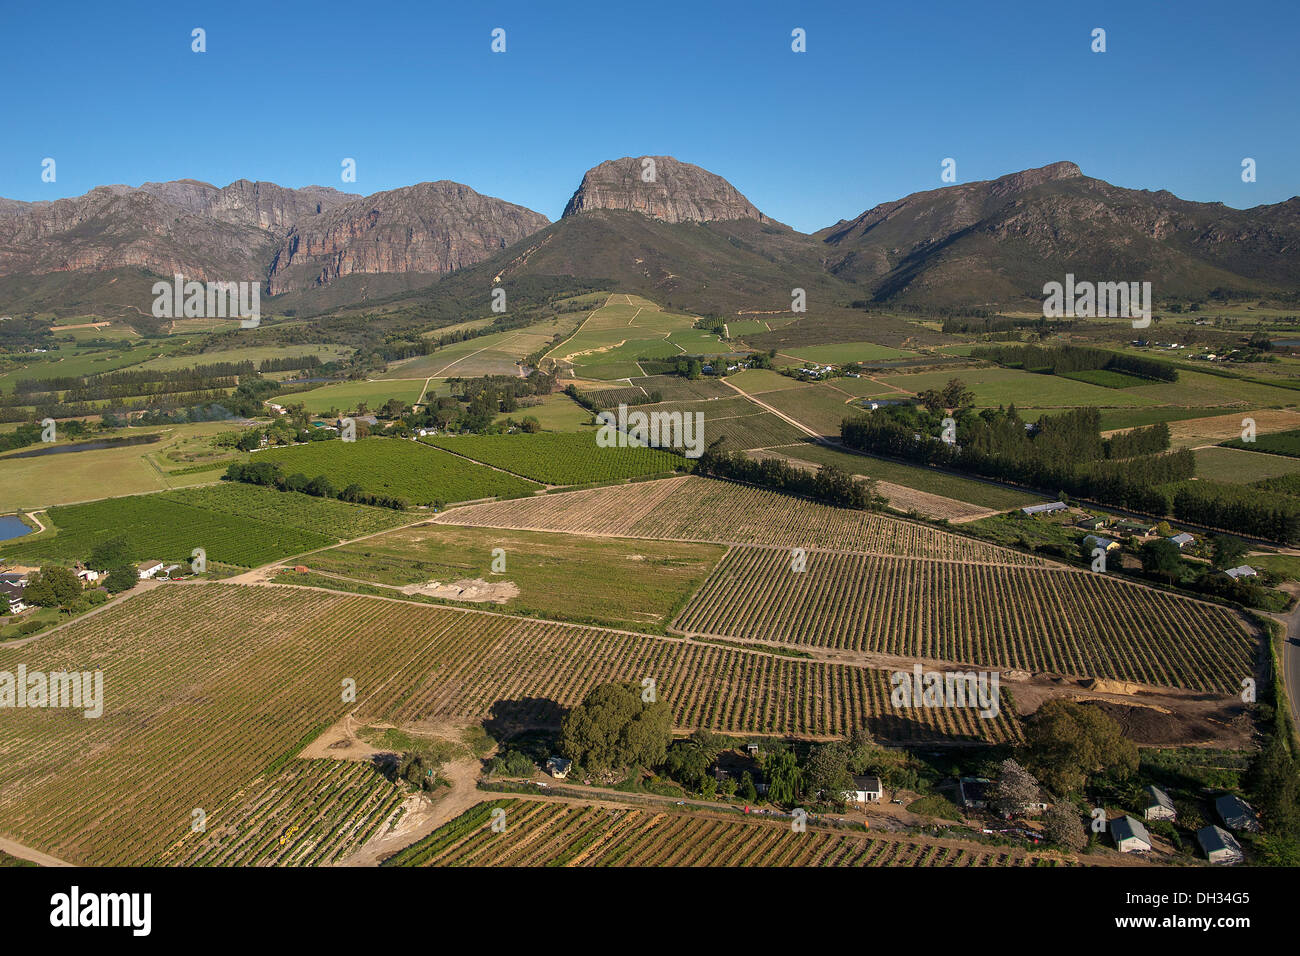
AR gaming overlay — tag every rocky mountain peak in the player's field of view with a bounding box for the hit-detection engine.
[561,156,769,224]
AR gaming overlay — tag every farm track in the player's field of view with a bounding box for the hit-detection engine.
[388,798,1091,868]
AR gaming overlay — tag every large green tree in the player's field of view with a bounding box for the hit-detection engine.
[1023,700,1138,796]
[1140,538,1183,584]
[560,682,671,772]
[23,566,82,608]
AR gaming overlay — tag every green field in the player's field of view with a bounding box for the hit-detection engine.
[877,366,1156,409]
[381,318,580,379]
[1058,369,1154,389]
[765,442,1046,511]
[422,431,683,485]
[496,393,595,432]
[1194,446,1300,483]
[163,483,411,538]
[295,523,726,632]
[1222,427,1300,458]
[749,384,860,437]
[545,295,725,380]
[282,379,427,415]
[0,421,245,512]
[628,396,806,451]
[260,438,539,505]
[1,490,340,569]
[778,341,916,364]
[726,368,808,394]
[136,344,353,373]
[1097,407,1232,431]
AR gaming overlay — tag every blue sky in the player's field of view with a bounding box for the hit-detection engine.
[2,0,1296,232]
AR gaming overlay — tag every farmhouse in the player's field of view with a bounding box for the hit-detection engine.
[1215,794,1262,833]
[1144,785,1176,822]
[1083,535,1120,553]
[0,581,28,614]
[137,561,165,580]
[1115,521,1154,537]
[1021,501,1067,516]
[841,775,883,804]
[1222,565,1257,580]
[959,776,992,809]
[1168,533,1195,549]
[545,757,571,779]
[1111,815,1152,853]
[0,567,35,587]
[1197,825,1244,865]
[1076,515,1107,531]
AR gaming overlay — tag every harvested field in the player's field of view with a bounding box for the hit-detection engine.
[437,476,1048,565]
[385,799,1077,867]
[1109,408,1300,447]
[672,545,1256,693]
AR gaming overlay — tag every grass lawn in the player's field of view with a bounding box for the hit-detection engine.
[299,523,726,633]
[1244,553,1300,580]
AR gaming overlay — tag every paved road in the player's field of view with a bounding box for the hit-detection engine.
[1269,584,1300,736]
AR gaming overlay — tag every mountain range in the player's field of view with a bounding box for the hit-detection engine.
[2,156,1297,320]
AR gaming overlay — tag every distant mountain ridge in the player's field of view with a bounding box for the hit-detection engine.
[817,161,1300,306]
[1,158,1297,318]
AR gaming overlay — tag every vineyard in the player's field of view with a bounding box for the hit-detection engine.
[422,431,683,485]
[384,799,1077,867]
[164,483,411,539]
[1,482,411,569]
[671,545,1255,693]
[260,437,539,505]
[438,475,1048,564]
[0,586,445,865]
[2,492,335,568]
[0,584,1018,863]
[160,759,406,866]
[346,600,1020,742]
[623,395,808,451]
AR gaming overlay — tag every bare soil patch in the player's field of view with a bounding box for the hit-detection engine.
[397,577,520,603]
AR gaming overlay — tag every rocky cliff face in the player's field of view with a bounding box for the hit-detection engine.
[265,181,550,293]
[0,187,277,281]
[135,179,357,232]
[562,156,770,224]
[0,177,546,294]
